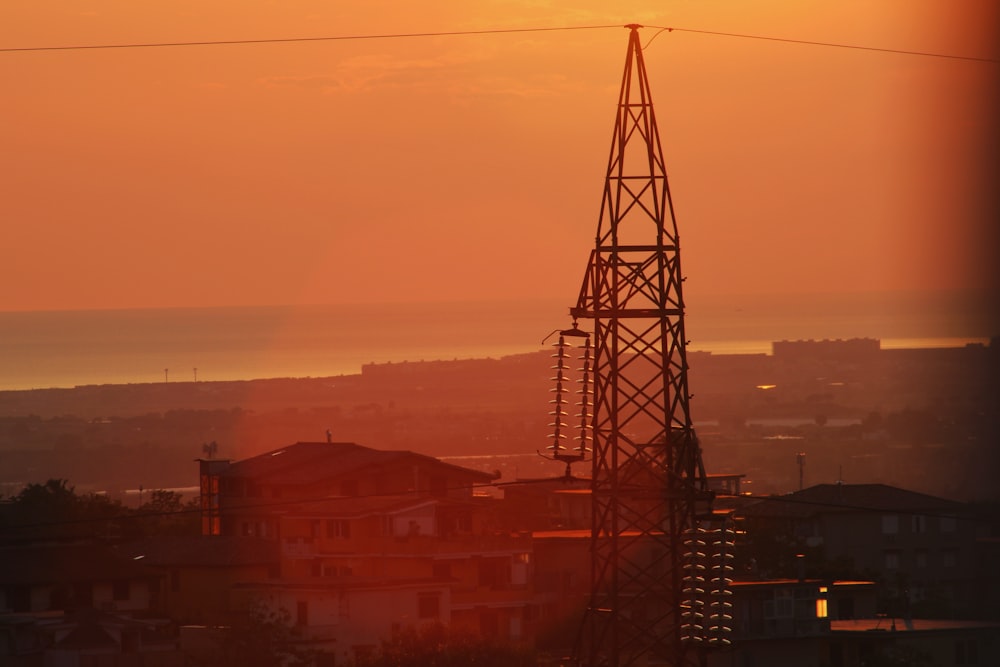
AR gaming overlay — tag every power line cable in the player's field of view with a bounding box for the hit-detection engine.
[1,23,996,64]
[3,476,985,532]
[0,24,618,53]
[1,476,535,531]
[646,25,1000,64]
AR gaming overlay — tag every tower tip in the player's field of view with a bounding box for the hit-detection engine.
[624,23,643,31]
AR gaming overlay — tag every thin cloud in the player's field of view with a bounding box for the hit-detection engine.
[259,48,596,100]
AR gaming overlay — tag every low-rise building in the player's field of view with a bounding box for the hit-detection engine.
[740,483,978,618]
[190,441,537,657]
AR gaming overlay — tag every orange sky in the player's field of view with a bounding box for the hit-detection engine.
[1,1,998,313]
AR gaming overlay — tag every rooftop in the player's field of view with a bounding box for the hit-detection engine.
[217,441,495,486]
[742,483,962,519]
[831,618,1000,633]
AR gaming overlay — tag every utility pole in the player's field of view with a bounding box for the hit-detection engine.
[570,25,726,667]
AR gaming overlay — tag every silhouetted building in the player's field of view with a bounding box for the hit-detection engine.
[741,483,978,618]
[772,338,880,363]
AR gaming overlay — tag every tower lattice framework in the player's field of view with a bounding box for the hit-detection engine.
[571,25,713,667]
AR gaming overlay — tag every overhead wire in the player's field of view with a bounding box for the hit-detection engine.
[645,25,1000,63]
[0,24,618,53]
[0,23,996,64]
[2,476,983,533]
[1,18,993,531]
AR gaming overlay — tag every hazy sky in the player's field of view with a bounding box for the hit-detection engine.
[2,1,998,313]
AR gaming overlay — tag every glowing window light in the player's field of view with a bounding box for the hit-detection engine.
[816,598,828,618]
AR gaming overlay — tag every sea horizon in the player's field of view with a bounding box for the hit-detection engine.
[1,292,993,392]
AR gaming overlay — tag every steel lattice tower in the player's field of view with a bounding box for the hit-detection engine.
[571,25,713,667]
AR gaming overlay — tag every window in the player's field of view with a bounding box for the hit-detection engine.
[884,551,900,569]
[326,519,351,539]
[112,580,130,601]
[942,549,957,568]
[433,562,452,579]
[881,515,899,535]
[915,550,928,568]
[911,515,926,533]
[418,593,440,619]
[940,516,957,532]
[955,638,979,665]
[325,564,352,577]
[816,585,828,618]
[296,601,309,626]
[764,589,794,619]
[837,597,855,620]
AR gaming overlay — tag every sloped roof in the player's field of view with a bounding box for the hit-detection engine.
[51,608,160,649]
[223,441,494,486]
[55,623,119,649]
[742,483,962,519]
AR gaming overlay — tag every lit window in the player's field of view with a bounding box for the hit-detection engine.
[815,598,828,618]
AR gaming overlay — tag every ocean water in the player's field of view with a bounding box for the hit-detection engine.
[0,293,992,391]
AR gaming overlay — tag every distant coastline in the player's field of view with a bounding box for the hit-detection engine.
[1,293,993,392]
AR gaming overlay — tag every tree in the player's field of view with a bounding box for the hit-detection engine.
[0,478,126,542]
[134,489,200,537]
[369,623,535,667]
[210,600,315,667]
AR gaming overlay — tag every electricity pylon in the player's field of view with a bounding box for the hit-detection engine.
[570,25,714,667]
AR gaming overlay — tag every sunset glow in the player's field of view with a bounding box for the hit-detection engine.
[2,1,997,316]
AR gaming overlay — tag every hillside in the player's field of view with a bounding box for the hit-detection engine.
[1,343,996,502]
